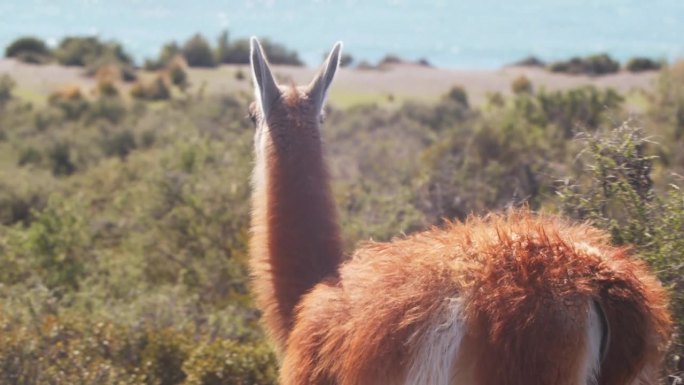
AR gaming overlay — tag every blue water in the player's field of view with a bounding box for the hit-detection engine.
[0,0,682,68]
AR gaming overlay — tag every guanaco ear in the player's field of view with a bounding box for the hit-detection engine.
[308,41,342,113]
[250,37,280,117]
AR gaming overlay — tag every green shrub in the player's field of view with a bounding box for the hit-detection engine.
[48,85,89,120]
[217,38,249,64]
[647,61,684,145]
[55,36,100,66]
[339,53,354,67]
[168,60,189,91]
[549,59,575,74]
[55,36,132,67]
[0,315,136,385]
[5,36,49,57]
[97,80,119,97]
[140,135,253,304]
[183,340,278,385]
[234,69,246,81]
[19,196,89,290]
[5,36,51,63]
[221,38,302,65]
[379,54,403,66]
[0,93,271,384]
[626,57,663,73]
[87,95,127,124]
[326,103,439,242]
[150,32,302,67]
[182,34,216,68]
[549,53,620,76]
[17,146,43,167]
[534,86,623,137]
[139,329,189,385]
[511,55,546,67]
[0,74,15,106]
[141,130,157,148]
[511,75,533,94]
[557,124,684,375]
[0,173,50,226]
[101,129,136,159]
[408,85,623,223]
[0,309,274,385]
[256,38,303,66]
[93,67,122,97]
[486,91,505,108]
[416,114,548,221]
[443,85,469,107]
[579,53,620,75]
[48,141,77,176]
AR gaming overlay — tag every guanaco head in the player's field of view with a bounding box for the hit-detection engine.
[248,37,342,158]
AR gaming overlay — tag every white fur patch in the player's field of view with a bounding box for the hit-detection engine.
[582,302,603,385]
[574,242,602,258]
[405,298,465,385]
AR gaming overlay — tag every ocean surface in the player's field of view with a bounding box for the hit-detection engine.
[0,0,682,69]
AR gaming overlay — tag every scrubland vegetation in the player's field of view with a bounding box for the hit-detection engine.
[516,54,663,75]
[4,33,665,76]
[5,32,302,73]
[547,53,663,75]
[0,33,683,383]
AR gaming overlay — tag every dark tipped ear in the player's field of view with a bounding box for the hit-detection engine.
[250,37,280,116]
[308,41,342,113]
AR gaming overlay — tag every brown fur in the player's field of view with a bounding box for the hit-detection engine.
[250,88,343,351]
[248,43,671,385]
[275,213,671,385]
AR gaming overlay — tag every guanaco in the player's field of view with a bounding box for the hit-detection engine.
[247,37,671,385]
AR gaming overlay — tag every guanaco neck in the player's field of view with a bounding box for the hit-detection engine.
[250,115,343,349]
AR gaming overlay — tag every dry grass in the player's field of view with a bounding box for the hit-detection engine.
[0,59,658,108]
